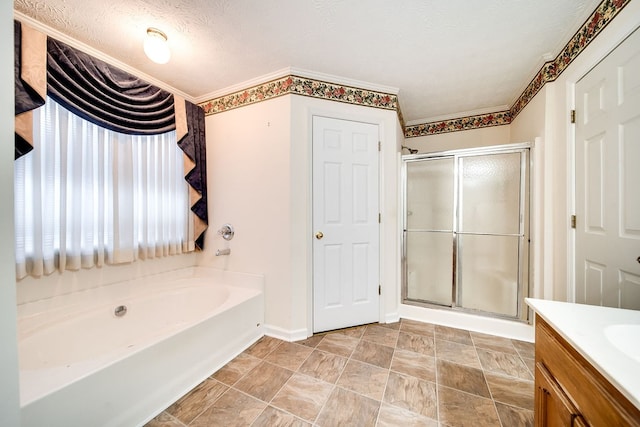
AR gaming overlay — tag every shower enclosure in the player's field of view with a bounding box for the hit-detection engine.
[402,143,530,321]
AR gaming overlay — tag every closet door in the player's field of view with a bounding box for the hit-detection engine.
[312,116,380,332]
[404,157,454,305]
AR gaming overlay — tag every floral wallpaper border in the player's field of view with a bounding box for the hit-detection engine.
[404,111,512,138]
[199,0,629,138]
[200,75,398,116]
[509,0,630,120]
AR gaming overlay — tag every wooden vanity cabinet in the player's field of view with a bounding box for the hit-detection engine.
[534,315,640,426]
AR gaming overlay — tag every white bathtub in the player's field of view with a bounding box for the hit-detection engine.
[17,267,264,427]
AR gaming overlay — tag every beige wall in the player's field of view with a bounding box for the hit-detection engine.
[2,3,21,426]
[510,86,548,144]
[511,1,640,302]
[509,86,551,301]
[200,94,400,337]
[198,96,296,334]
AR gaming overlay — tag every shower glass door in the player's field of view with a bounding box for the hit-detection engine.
[402,145,529,320]
[457,152,525,317]
[405,157,454,305]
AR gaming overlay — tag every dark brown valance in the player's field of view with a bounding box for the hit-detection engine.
[46,37,177,136]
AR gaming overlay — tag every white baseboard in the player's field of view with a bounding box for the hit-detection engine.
[264,324,309,342]
[384,312,400,324]
[399,304,535,342]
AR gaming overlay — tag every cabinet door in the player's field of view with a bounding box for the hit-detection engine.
[535,363,584,426]
[573,415,588,427]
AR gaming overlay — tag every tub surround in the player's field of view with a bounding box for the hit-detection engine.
[526,298,640,410]
[16,253,197,306]
[18,267,264,427]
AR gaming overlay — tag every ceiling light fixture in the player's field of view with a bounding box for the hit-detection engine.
[144,27,171,64]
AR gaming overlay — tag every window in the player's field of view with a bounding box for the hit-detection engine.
[15,97,190,278]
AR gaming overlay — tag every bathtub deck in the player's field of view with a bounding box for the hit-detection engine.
[146,319,535,426]
[19,269,265,427]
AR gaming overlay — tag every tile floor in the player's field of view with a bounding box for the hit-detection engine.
[145,319,535,427]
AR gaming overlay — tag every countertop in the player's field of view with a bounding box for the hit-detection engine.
[526,298,640,410]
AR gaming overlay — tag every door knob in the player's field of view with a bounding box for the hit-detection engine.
[315,231,324,240]
[637,256,640,264]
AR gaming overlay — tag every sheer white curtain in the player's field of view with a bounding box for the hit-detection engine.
[14,97,190,279]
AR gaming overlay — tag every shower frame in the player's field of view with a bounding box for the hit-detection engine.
[401,143,531,322]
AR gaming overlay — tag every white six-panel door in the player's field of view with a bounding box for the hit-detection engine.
[312,116,380,332]
[575,27,640,309]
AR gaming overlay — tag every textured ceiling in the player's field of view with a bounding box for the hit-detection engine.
[14,0,602,123]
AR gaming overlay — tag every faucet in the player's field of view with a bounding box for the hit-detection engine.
[217,224,234,240]
[215,248,231,256]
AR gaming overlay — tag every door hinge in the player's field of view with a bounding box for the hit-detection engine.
[378,213,381,223]
[378,285,381,295]
[571,215,576,229]
[378,141,381,152]
[570,110,576,124]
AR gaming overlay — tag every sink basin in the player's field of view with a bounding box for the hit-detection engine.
[604,324,640,363]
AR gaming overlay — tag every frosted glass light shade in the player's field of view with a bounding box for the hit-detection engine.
[144,28,170,64]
